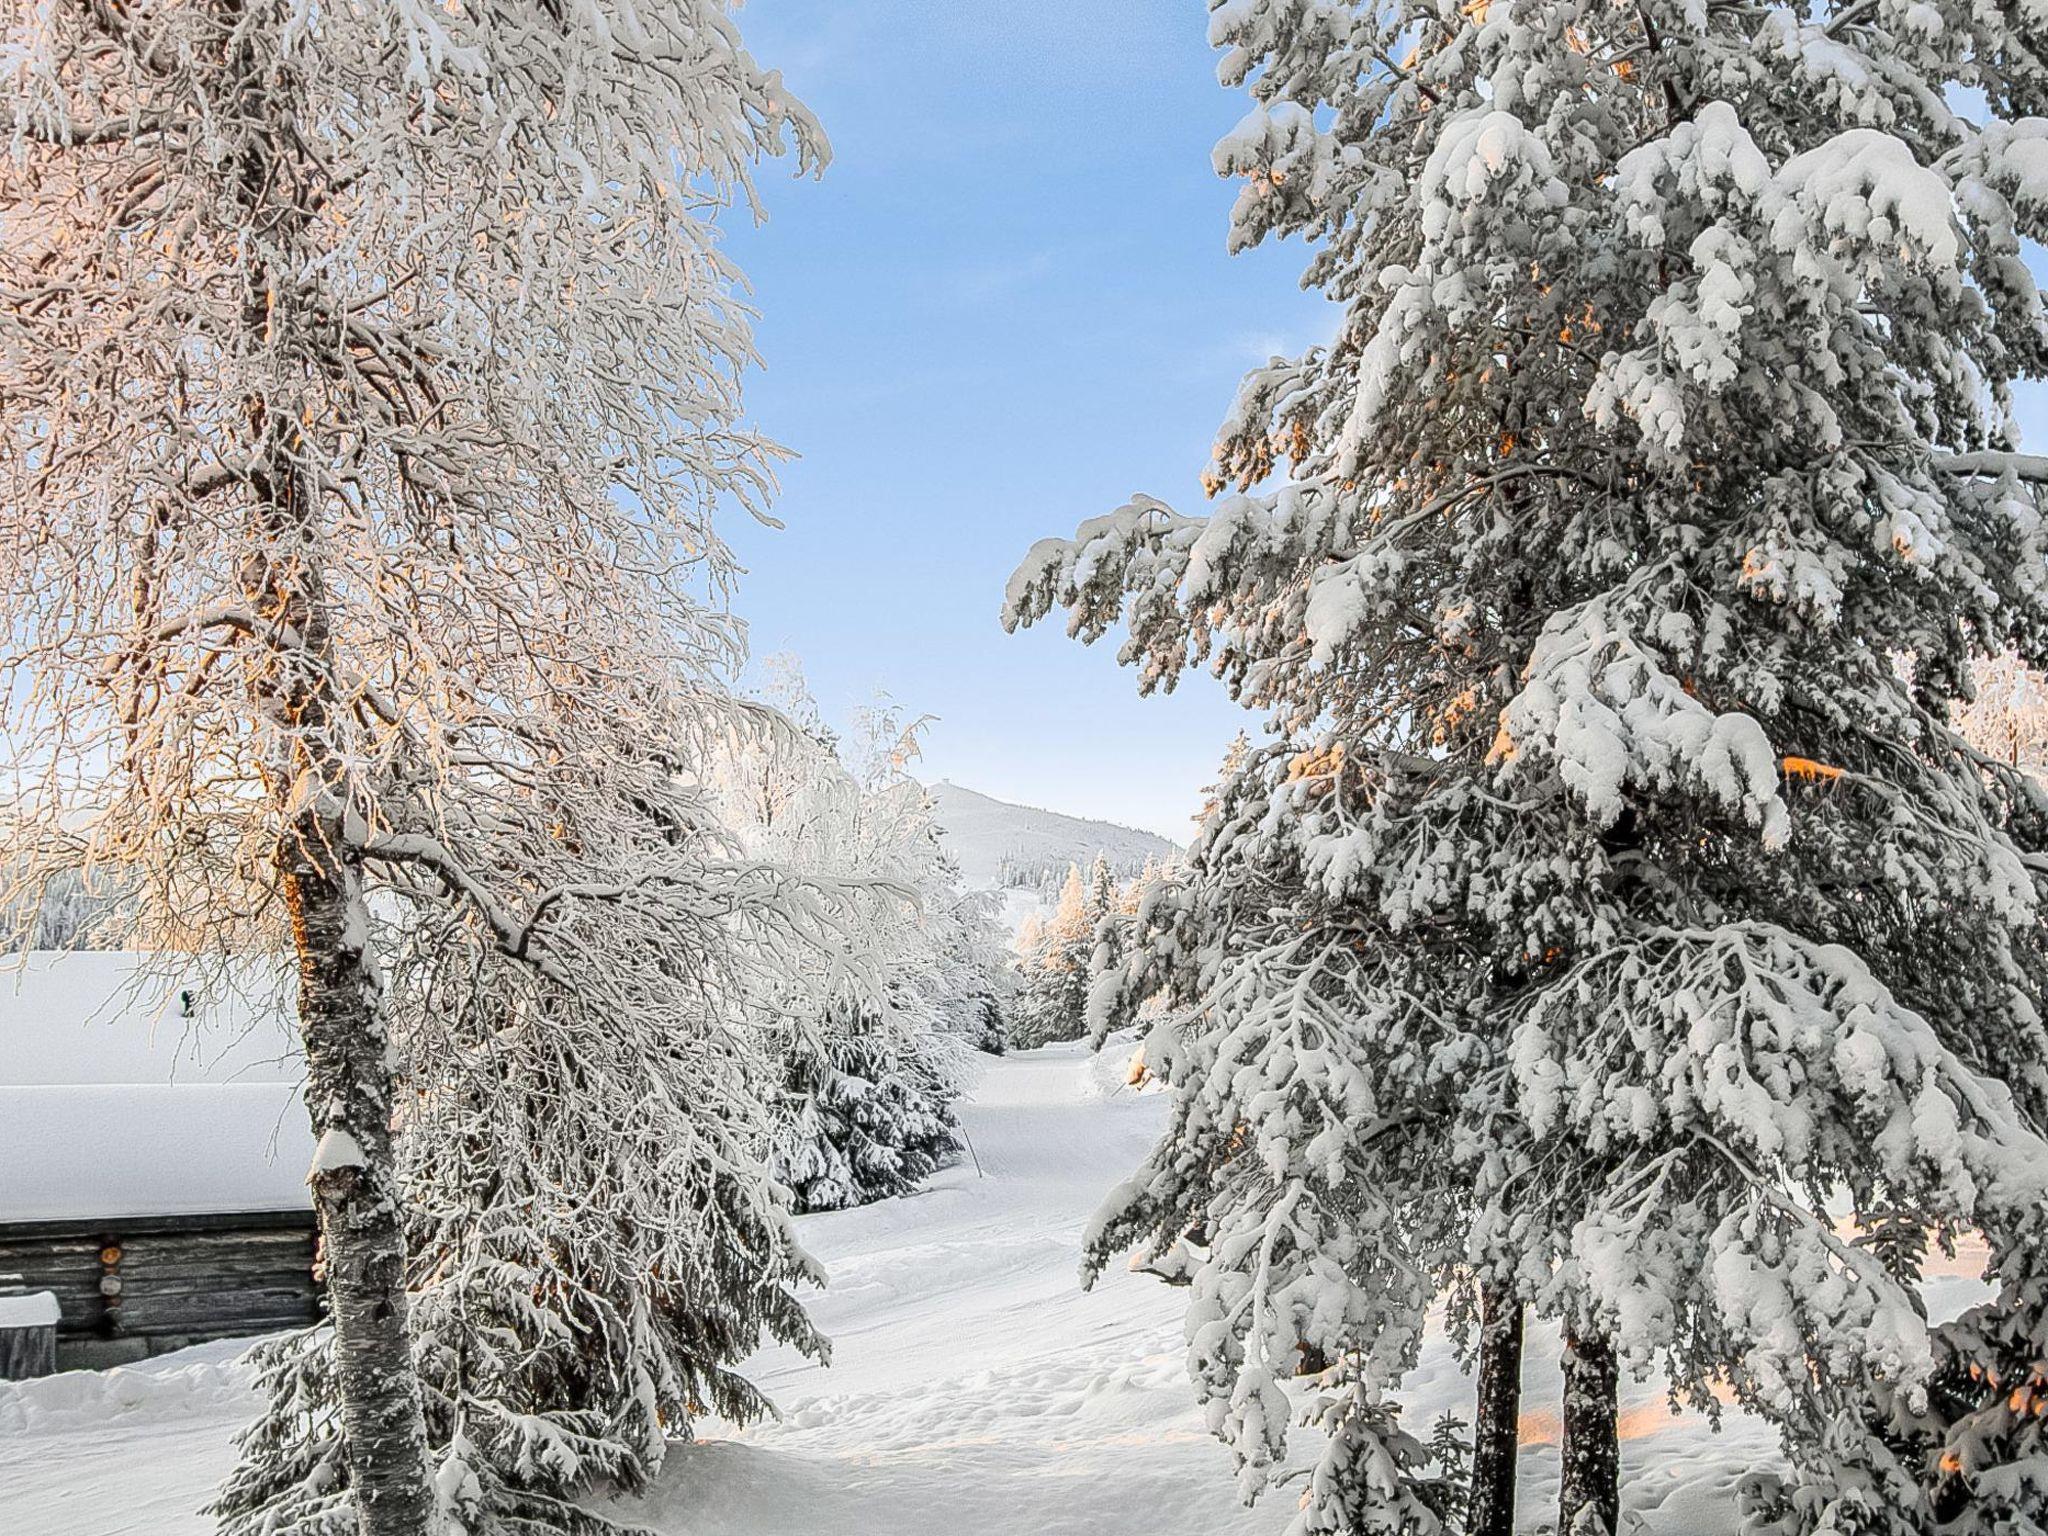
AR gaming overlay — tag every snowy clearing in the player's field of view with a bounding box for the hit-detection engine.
[3,1042,1931,1535]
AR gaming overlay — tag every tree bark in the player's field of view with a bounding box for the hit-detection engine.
[257,432,436,1536]
[1468,1281,1524,1536]
[255,438,436,1536]
[222,0,437,1526]
[285,828,437,1536]
[1559,1329,1620,1536]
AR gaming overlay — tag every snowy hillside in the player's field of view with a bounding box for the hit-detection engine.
[0,1042,1864,1536]
[928,781,1178,893]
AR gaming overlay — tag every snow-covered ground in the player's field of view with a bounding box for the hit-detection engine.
[7,1042,1927,1536]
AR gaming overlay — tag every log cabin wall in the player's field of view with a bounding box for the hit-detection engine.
[0,1209,321,1370]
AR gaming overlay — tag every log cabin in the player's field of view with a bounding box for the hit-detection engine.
[0,954,322,1373]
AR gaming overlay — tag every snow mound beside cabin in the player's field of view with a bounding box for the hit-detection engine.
[0,1338,261,1439]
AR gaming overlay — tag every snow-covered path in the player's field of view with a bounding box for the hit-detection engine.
[1,1043,1785,1534]
[620,1042,1284,1535]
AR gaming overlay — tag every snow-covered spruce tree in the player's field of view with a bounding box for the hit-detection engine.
[1086,851,1120,923]
[713,683,974,1214]
[777,1002,967,1212]
[1011,859,1145,1049]
[2,0,821,1528]
[1009,865,1097,1048]
[1006,0,2048,1529]
[215,721,881,1535]
[0,862,129,951]
[1030,740,1482,1535]
[1737,1250,2048,1536]
[1081,856,1160,1041]
[1740,658,2048,1536]
[928,881,1017,1055]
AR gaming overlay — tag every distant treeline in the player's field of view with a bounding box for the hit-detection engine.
[995,851,1158,893]
[1,867,129,951]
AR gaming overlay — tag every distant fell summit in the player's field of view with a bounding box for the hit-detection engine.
[927,782,1178,893]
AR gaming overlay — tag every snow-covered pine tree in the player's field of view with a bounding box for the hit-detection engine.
[1909,1261,2048,1535]
[715,676,978,1214]
[928,880,1018,1055]
[1009,864,1100,1048]
[1738,1251,2048,1536]
[3,0,822,1528]
[1014,854,1154,1052]
[770,893,969,1215]
[0,863,128,951]
[1024,739,1478,1534]
[1741,656,2048,1536]
[1081,856,1169,1045]
[1006,0,2048,1529]
[1086,852,1119,920]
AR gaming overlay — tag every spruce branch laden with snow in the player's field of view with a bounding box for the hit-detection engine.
[1006,0,2048,1530]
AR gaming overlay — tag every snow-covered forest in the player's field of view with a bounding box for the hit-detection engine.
[5,0,2048,1533]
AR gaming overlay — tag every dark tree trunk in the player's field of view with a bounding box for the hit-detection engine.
[285,828,436,1536]
[1559,1330,1620,1536]
[1468,1281,1525,1536]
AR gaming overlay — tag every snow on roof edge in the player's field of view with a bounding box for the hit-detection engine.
[0,1082,315,1225]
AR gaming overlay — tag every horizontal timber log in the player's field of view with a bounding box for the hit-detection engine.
[0,1210,321,1347]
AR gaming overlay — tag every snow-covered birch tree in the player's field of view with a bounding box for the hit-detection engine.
[1959,650,2048,773]
[1006,0,2048,1530]
[2,0,822,1530]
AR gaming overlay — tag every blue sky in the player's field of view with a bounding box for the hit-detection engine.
[719,2,1336,841]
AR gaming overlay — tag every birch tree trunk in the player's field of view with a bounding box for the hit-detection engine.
[284,821,437,1536]
[251,426,436,1536]
[1559,1330,1619,1536]
[1468,1281,1525,1536]
[227,10,434,1530]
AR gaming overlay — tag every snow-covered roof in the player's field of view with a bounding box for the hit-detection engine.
[0,953,312,1224]
[0,1291,60,1328]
